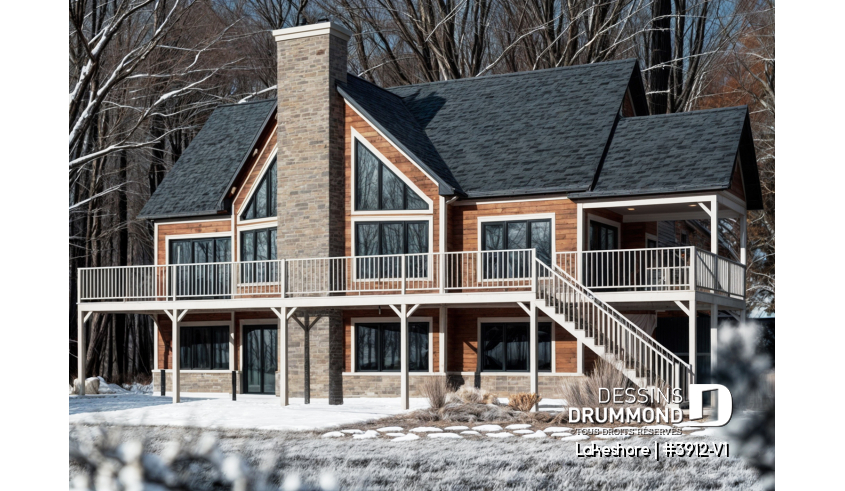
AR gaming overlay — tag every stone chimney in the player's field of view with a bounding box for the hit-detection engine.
[273,21,351,405]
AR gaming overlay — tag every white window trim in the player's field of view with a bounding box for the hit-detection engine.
[476,213,556,283]
[236,221,278,264]
[645,233,658,248]
[350,215,435,282]
[476,316,556,373]
[586,213,621,250]
[174,319,235,372]
[349,316,434,374]
[236,146,278,223]
[350,127,433,215]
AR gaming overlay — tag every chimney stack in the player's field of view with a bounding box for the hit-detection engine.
[273,21,351,405]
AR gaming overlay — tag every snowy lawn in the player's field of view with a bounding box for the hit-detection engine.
[69,392,428,431]
[69,423,761,490]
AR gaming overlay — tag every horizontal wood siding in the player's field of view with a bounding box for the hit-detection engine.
[344,106,440,255]
[555,326,578,373]
[450,198,577,254]
[156,220,232,265]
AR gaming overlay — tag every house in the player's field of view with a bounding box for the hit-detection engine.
[75,22,761,408]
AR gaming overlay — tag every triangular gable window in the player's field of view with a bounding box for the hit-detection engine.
[355,140,428,211]
[241,158,277,220]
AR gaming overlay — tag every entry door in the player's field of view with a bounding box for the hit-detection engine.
[244,325,277,394]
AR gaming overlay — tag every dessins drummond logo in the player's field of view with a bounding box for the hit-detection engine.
[567,384,733,427]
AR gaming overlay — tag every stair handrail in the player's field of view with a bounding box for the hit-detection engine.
[549,262,691,371]
[535,260,691,391]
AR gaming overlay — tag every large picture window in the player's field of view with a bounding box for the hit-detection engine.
[355,140,428,211]
[241,158,277,220]
[481,219,551,278]
[480,322,552,372]
[179,325,229,370]
[240,227,278,283]
[169,237,231,296]
[355,221,429,278]
[355,322,429,372]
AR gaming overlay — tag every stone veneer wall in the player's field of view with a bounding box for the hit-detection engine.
[153,371,241,394]
[275,25,349,404]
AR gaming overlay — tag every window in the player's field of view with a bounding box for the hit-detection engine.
[240,227,278,283]
[355,140,428,211]
[589,221,618,250]
[481,219,551,278]
[241,158,277,220]
[179,325,229,370]
[355,322,429,372]
[169,237,231,296]
[480,322,551,372]
[355,221,429,278]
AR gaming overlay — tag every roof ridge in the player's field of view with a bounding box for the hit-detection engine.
[385,58,637,92]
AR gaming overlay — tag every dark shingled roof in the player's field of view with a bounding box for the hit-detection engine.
[570,106,763,209]
[138,99,276,220]
[384,59,638,197]
[337,75,462,194]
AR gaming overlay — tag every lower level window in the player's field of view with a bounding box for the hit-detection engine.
[356,322,429,372]
[180,326,229,370]
[480,322,551,372]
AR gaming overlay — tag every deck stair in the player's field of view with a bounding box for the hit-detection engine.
[533,260,691,398]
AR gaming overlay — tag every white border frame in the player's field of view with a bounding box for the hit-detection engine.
[349,127,434,216]
[347,316,435,374]
[645,233,659,248]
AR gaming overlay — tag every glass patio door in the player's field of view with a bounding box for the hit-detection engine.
[585,221,619,288]
[244,325,277,394]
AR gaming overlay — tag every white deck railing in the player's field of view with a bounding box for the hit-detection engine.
[556,247,745,298]
[77,250,536,302]
[537,261,692,393]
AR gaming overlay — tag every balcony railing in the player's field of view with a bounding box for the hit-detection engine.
[556,247,745,298]
[77,250,536,302]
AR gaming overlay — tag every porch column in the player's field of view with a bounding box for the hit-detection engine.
[529,302,539,409]
[740,214,747,265]
[400,304,409,410]
[439,306,447,373]
[576,203,584,283]
[710,197,719,255]
[172,309,181,404]
[279,307,289,406]
[576,340,584,375]
[688,299,697,383]
[77,310,86,396]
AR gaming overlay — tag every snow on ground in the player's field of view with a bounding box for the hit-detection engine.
[69,392,428,431]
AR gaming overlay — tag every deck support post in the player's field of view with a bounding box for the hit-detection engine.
[171,309,181,403]
[529,301,539,410]
[710,197,719,255]
[399,304,409,410]
[688,299,697,384]
[710,303,718,408]
[439,306,447,373]
[77,310,86,396]
[740,214,747,265]
[271,307,290,406]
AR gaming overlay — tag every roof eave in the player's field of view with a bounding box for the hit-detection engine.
[337,84,463,197]
[137,209,231,221]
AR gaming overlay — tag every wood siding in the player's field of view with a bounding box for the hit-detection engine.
[450,198,577,253]
[156,220,232,265]
[344,106,440,255]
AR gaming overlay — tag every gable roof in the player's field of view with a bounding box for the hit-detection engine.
[337,75,463,194]
[382,59,638,197]
[570,106,763,209]
[138,99,276,220]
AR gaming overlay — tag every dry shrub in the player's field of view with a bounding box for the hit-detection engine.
[446,385,498,405]
[508,393,542,412]
[553,358,640,423]
[419,377,451,409]
[414,402,534,424]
